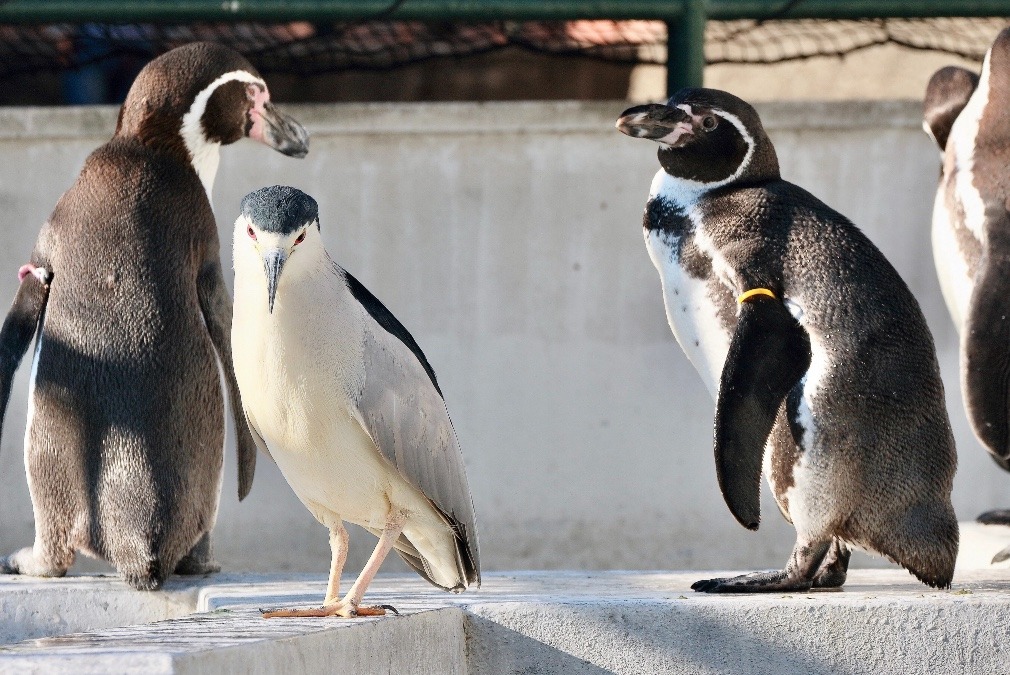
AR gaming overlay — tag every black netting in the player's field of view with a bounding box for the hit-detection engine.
[0,17,1004,80]
[705,17,1008,63]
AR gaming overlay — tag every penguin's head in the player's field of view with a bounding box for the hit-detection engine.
[116,43,309,168]
[923,66,978,151]
[236,185,321,314]
[617,87,779,189]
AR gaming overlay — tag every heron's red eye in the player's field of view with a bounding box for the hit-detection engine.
[294,231,306,245]
[247,226,257,240]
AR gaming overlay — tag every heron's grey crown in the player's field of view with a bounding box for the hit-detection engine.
[241,185,319,235]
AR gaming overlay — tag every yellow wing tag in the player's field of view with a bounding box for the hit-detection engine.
[737,288,777,304]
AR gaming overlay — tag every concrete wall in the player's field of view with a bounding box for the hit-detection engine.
[0,100,995,577]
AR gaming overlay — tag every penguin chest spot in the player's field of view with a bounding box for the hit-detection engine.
[645,228,734,396]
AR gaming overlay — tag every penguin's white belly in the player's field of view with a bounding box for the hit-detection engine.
[931,185,974,332]
[779,338,831,537]
[645,228,732,397]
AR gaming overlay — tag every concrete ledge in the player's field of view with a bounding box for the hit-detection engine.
[1,565,1010,674]
[0,99,924,142]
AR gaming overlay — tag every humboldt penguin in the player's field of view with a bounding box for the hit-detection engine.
[925,30,1010,545]
[617,87,958,592]
[0,42,309,590]
[230,186,479,617]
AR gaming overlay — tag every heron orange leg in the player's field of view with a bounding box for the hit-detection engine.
[263,512,405,619]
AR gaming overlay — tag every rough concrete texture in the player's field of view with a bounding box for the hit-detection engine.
[0,101,1004,579]
[1,569,1010,674]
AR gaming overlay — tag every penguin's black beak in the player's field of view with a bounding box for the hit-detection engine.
[616,103,692,145]
[254,102,310,158]
[263,249,287,314]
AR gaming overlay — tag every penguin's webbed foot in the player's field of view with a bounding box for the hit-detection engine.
[174,558,222,575]
[811,539,850,588]
[694,540,833,593]
[977,509,1010,527]
[691,570,812,593]
[174,532,221,575]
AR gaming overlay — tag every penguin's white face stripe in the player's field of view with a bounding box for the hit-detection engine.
[949,50,991,244]
[180,70,267,199]
[648,106,757,205]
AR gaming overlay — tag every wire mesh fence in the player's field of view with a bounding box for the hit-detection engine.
[0,17,1004,80]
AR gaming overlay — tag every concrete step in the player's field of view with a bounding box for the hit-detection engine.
[1,566,1010,674]
[0,521,1008,674]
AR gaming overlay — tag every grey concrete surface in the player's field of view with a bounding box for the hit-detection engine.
[1,568,1010,674]
[0,100,999,580]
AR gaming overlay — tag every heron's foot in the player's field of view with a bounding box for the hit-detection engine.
[261,602,393,618]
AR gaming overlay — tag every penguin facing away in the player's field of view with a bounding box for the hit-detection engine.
[0,43,309,590]
[231,186,479,618]
[925,30,1010,541]
[617,87,958,592]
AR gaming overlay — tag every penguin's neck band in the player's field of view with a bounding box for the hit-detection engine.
[738,288,776,303]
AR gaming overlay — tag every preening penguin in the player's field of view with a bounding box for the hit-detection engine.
[231,186,480,617]
[617,88,958,592]
[0,43,309,590]
[925,30,1010,540]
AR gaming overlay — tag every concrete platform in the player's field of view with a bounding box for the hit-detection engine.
[1,563,1010,674]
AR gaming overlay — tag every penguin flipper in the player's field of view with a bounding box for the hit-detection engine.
[197,258,258,500]
[715,295,810,530]
[963,203,1010,463]
[0,271,50,439]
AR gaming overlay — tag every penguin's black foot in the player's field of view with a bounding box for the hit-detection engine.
[691,570,813,593]
[174,557,222,575]
[123,571,165,592]
[812,539,850,589]
[174,532,221,575]
[977,509,1010,526]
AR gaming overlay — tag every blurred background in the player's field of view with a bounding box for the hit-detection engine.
[0,1,1004,578]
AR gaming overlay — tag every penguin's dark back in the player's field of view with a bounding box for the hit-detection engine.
[28,134,225,558]
[42,137,216,360]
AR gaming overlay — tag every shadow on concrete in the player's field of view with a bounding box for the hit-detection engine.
[464,601,843,675]
[465,613,613,674]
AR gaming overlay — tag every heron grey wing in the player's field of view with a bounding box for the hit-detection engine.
[354,322,481,583]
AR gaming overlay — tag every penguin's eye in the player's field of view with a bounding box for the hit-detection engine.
[247,226,257,241]
[701,116,718,131]
[294,231,306,246]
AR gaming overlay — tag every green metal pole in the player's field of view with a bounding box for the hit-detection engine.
[666,0,706,96]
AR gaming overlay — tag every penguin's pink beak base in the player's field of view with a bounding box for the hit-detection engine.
[616,103,693,146]
[248,87,309,158]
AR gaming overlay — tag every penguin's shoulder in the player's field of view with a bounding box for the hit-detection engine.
[47,137,214,251]
[340,268,443,399]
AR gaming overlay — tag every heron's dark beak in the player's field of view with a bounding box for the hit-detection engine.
[263,249,287,313]
[253,102,310,158]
